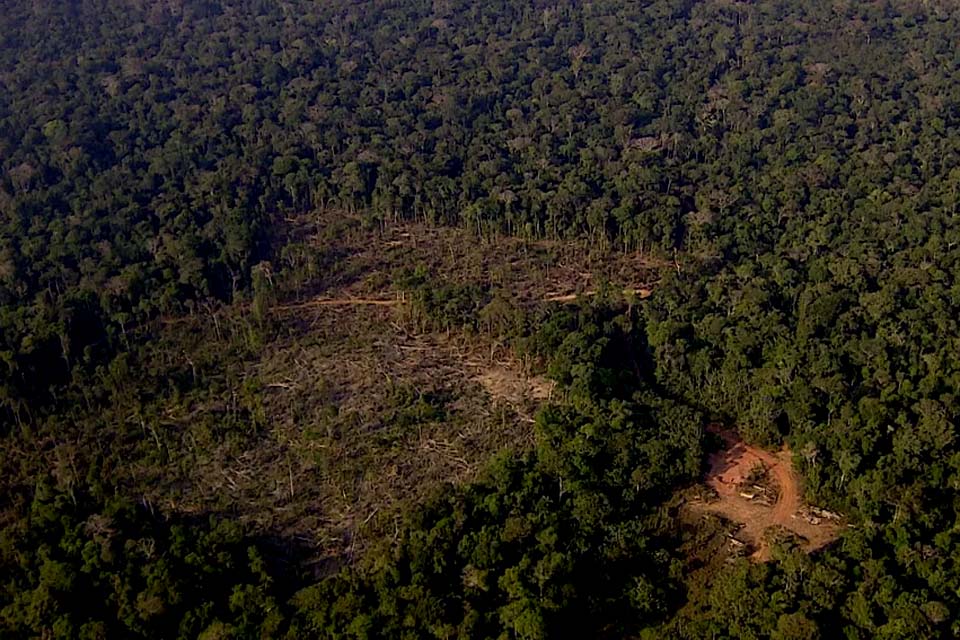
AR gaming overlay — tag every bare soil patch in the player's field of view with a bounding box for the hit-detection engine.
[475,366,555,421]
[689,424,843,561]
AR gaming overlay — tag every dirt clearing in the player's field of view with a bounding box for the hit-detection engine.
[689,424,843,561]
[120,213,675,569]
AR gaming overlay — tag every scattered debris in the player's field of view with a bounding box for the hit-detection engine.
[688,424,844,561]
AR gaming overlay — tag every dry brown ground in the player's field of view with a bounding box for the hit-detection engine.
[280,212,666,306]
[141,304,562,568]
[3,215,676,570]
[690,424,843,561]
[135,215,673,566]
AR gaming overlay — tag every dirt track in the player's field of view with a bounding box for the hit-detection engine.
[543,287,653,302]
[274,287,655,312]
[274,297,402,311]
[696,425,841,561]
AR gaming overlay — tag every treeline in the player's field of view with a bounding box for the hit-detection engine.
[0,484,299,639]
[8,0,960,413]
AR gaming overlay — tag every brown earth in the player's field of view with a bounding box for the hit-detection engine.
[475,366,555,421]
[138,304,554,568]
[141,214,674,567]
[692,424,843,561]
[106,214,675,568]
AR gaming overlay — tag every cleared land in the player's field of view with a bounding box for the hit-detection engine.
[111,215,670,567]
[278,212,666,308]
[246,308,550,563]
[0,214,673,570]
[690,424,843,561]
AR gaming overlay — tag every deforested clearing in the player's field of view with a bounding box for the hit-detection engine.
[689,425,843,561]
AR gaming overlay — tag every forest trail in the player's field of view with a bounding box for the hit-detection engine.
[695,425,842,561]
[273,296,403,311]
[274,286,656,312]
[543,287,653,302]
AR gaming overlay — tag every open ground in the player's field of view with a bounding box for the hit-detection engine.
[113,214,672,567]
[689,424,843,561]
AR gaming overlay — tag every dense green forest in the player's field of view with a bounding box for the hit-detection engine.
[5,0,960,637]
